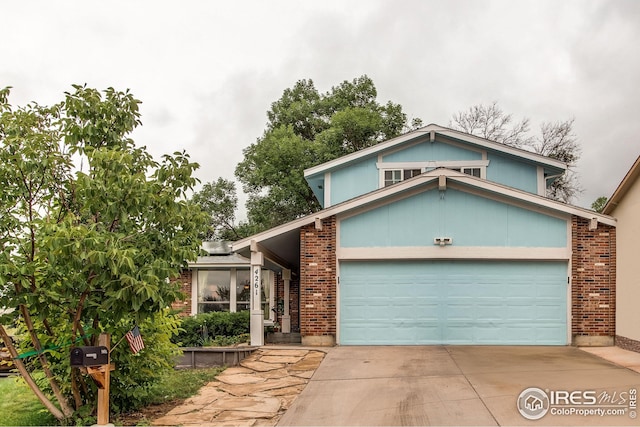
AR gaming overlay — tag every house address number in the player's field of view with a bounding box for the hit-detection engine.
[253,266,260,299]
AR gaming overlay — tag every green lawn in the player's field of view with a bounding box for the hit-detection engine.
[143,366,224,405]
[0,377,57,426]
[0,367,224,426]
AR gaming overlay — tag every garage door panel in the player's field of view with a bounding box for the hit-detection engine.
[506,305,536,320]
[537,305,566,320]
[442,327,473,343]
[339,261,567,345]
[476,306,504,321]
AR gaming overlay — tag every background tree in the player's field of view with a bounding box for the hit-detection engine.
[450,101,533,148]
[591,196,608,213]
[0,86,207,420]
[235,75,422,232]
[450,102,581,203]
[191,178,243,241]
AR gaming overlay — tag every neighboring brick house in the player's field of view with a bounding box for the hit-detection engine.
[603,155,640,353]
[225,124,615,347]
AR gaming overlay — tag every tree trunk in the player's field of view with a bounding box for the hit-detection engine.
[19,305,75,418]
[0,324,66,421]
[71,370,81,410]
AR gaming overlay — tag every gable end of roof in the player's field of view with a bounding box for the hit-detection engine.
[304,123,567,178]
[603,155,640,215]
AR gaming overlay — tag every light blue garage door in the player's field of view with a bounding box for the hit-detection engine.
[339,261,568,345]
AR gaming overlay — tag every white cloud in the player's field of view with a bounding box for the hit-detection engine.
[1,0,639,214]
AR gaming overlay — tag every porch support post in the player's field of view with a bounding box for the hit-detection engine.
[281,269,291,333]
[250,250,264,346]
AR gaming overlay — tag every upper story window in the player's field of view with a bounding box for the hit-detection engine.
[384,170,402,186]
[379,161,489,189]
[449,167,481,178]
[404,169,422,179]
[384,169,422,187]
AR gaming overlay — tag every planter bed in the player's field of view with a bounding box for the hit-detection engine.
[177,346,257,369]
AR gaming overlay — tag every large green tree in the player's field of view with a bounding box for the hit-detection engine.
[235,75,422,232]
[0,86,207,420]
[190,177,257,241]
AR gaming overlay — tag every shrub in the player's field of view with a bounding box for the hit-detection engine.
[13,308,183,420]
[108,309,183,414]
[172,311,250,347]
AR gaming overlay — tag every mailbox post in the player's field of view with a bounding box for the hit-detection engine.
[97,333,110,426]
[70,333,112,425]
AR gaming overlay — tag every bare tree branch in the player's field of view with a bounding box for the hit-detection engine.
[450,103,581,203]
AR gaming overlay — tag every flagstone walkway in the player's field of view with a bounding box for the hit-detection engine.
[152,348,327,426]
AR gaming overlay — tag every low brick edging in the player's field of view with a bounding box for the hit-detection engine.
[616,335,640,353]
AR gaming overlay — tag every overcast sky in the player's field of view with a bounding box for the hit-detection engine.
[2,0,639,218]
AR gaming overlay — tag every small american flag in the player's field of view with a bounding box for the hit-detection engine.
[125,325,145,354]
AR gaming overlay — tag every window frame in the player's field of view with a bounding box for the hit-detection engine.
[196,269,231,313]
[462,167,481,178]
[384,169,403,187]
[378,161,488,188]
[193,267,274,316]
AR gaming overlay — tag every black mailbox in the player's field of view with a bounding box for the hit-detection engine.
[70,346,109,367]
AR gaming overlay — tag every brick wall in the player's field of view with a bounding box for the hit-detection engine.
[299,216,337,345]
[571,216,616,345]
[170,269,192,317]
[275,273,300,332]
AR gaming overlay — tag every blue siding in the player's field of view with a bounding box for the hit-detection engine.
[306,174,324,207]
[330,157,379,205]
[340,188,567,248]
[381,140,482,162]
[340,261,568,345]
[486,152,538,193]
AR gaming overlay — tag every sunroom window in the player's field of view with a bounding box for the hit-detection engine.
[196,268,273,316]
[197,270,231,313]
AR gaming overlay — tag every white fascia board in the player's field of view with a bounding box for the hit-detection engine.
[537,166,546,196]
[233,174,441,251]
[324,172,331,207]
[338,246,570,261]
[435,127,568,170]
[304,125,439,177]
[234,168,615,253]
[187,261,249,268]
[603,154,640,214]
[445,171,616,226]
[304,123,567,178]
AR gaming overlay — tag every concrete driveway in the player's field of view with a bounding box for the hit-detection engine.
[278,346,640,426]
